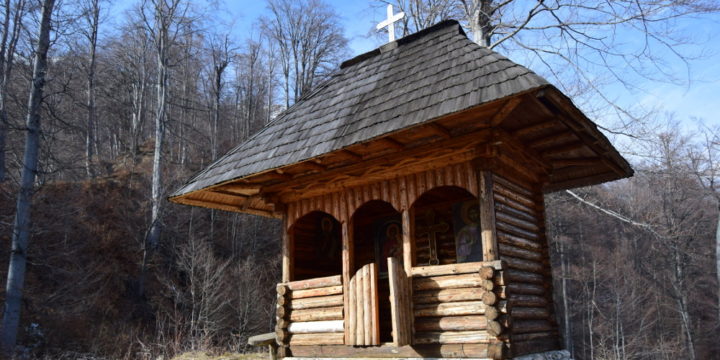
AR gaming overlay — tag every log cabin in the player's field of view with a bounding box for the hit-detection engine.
[170,20,632,360]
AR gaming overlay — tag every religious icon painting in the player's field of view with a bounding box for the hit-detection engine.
[452,200,482,263]
[317,215,341,262]
[372,218,403,275]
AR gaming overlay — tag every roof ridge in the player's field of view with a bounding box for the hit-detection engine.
[340,19,464,69]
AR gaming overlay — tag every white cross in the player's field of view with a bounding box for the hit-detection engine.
[376,4,405,43]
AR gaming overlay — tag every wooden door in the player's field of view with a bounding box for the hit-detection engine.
[387,257,413,346]
[347,262,380,345]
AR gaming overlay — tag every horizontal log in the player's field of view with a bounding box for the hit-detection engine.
[495,211,540,233]
[413,330,496,344]
[277,284,288,297]
[494,202,538,223]
[289,343,505,359]
[497,232,542,250]
[498,243,543,261]
[410,261,503,277]
[511,331,558,342]
[286,275,342,291]
[413,288,493,304]
[290,295,344,310]
[496,222,540,241]
[506,282,547,295]
[493,174,536,198]
[414,316,489,332]
[512,320,554,334]
[501,255,545,273]
[496,269,546,285]
[289,306,344,322]
[290,285,343,299]
[287,320,344,334]
[512,306,551,320]
[288,332,344,345]
[493,182,537,208]
[413,274,494,291]
[414,301,498,319]
[510,294,548,308]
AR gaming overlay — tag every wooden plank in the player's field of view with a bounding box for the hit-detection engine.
[370,262,380,345]
[402,209,413,274]
[291,285,343,299]
[413,273,493,291]
[414,316,491,332]
[413,301,497,318]
[413,330,496,344]
[288,332,344,345]
[363,264,371,345]
[411,261,503,277]
[478,171,498,261]
[347,276,356,345]
[289,295,344,310]
[286,275,342,291]
[287,320,345,334]
[289,306,344,322]
[282,213,292,282]
[341,220,352,344]
[413,288,494,304]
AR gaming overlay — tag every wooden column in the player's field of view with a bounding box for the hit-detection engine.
[478,170,498,261]
[282,213,293,282]
[402,208,414,275]
[342,220,353,344]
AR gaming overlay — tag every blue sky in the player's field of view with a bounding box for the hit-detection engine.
[110,0,720,129]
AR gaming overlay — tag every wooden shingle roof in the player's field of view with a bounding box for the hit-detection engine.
[170,20,632,217]
[172,20,555,198]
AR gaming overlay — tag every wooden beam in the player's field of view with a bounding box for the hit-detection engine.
[175,196,279,218]
[266,170,293,181]
[552,157,601,167]
[426,122,452,139]
[527,131,575,149]
[478,171,498,261]
[265,129,493,200]
[341,220,353,344]
[543,171,619,193]
[491,97,523,126]
[304,160,327,172]
[282,213,293,282]
[540,141,585,157]
[512,120,558,138]
[209,189,250,198]
[382,136,405,151]
[341,149,363,161]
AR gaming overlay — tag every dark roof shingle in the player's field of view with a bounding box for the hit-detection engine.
[172,20,549,197]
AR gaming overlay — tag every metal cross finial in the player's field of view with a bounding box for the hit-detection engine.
[376,4,405,43]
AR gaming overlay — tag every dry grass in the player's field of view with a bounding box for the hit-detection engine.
[171,352,267,360]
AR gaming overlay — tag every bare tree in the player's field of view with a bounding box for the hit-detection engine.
[0,0,56,353]
[261,0,348,108]
[0,0,26,182]
[138,0,191,295]
[77,0,103,178]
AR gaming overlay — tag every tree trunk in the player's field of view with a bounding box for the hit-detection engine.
[716,206,720,325]
[85,0,99,178]
[0,0,55,353]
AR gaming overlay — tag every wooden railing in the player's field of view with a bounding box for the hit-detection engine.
[410,260,506,359]
[276,275,344,346]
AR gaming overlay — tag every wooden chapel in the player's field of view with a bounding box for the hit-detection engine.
[170,20,632,360]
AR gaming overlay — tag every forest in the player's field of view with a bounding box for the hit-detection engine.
[0,0,718,359]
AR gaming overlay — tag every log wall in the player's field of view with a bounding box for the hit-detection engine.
[492,174,559,356]
[276,275,345,347]
[409,261,506,360]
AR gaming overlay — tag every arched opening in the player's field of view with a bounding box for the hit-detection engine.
[290,211,342,281]
[411,186,481,266]
[351,200,401,343]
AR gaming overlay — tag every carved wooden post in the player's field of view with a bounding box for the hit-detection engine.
[478,170,498,261]
[341,220,353,344]
[282,213,293,282]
